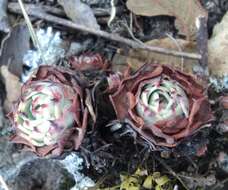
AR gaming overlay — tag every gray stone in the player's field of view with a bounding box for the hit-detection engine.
[0,137,36,181]
[0,137,75,190]
[7,158,75,190]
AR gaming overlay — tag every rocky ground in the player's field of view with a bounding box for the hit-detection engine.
[0,0,228,190]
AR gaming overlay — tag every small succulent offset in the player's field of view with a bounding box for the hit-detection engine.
[109,64,214,148]
[69,53,109,71]
[9,66,93,156]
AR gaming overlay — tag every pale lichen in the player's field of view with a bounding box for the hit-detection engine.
[22,27,65,82]
[60,153,95,190]
[209,76,228,92]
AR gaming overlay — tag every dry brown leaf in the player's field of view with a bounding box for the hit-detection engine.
[126,0,207,40]
[58,0,100,30]
[0,65,21,113]
[208,12,228,77]
[111,51,129,73]
[0,24,30,77]
[126,38,199,74]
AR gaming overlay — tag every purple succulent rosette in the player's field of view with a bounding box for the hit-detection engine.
[109,64,214,149]
[9,66,92,156]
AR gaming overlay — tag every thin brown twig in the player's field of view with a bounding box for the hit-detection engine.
[196,16,208,70]
[165,33,184,71]
[8,2,202,61]
[9,2,123,17]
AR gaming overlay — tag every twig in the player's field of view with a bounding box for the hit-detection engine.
[17,0,40,52]
[9,2,124,17]
[0,175,9,190]
[17,0,45,64]
[8,2,202,61]
[165,33,184,71]
[93,143,113,153]
[108,0,117,27]
[22,4,65,16]
[196,16,208,70]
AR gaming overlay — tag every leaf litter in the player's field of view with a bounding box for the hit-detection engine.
[0,0,228,190]
[126,0,207,40]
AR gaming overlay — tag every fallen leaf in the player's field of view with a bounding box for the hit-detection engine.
[153,173,170,187]
[0,24,30,77]
[126,37,199,74]
[142,175,153,189]
[58,0,100,30]
[99,169,174,190]
[120,176,140,190]
[111,51,129,73]
[208,11,228,77]
[126,0,207,40]
[0,65,21,113]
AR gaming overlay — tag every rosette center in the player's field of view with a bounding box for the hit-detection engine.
[14,81,75,147]
[136,77,189,125]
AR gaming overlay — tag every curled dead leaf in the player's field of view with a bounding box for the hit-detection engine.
[127,38,199,75]
[0,24,30,76]
[58,0,100,30]
[126,0,207,40]
[0,65,21,113]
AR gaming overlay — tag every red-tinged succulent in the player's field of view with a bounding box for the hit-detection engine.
[218,95,228,133]
[220,96,228,109]
[109,64,214,148]
[9,66,93,156]
[69,53,109,71]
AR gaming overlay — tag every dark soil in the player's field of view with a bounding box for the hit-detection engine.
[0,0,228,190]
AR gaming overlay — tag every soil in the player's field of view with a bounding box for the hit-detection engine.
[0,0,228,190]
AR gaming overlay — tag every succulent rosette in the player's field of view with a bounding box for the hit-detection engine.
[9,66,93,156]
[109,64,214,148]
[69,53,109,71]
